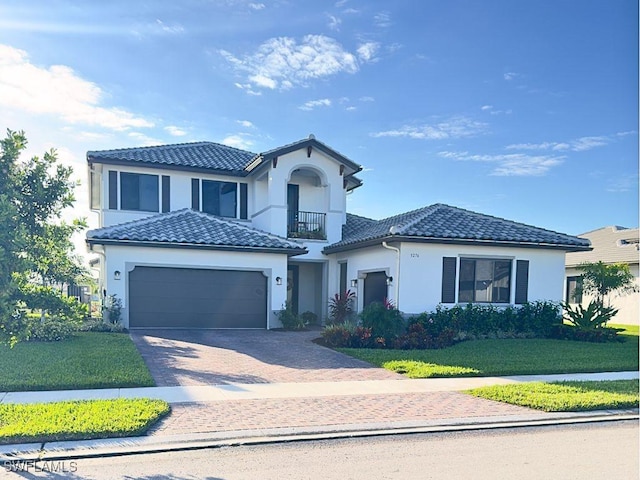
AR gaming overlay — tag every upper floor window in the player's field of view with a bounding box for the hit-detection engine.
[120,173,159,212]
[458,258,511,303]
[191,179,248,219]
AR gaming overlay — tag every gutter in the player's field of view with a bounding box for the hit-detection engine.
[324,235,592,254]
[86,238,308,256]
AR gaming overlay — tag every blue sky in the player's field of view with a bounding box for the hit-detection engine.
[0,0,637,257]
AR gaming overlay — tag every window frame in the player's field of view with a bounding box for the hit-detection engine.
[119,172,159,212]
[191,178,249,220]
[458,257,513,304]
[566,275,583,304]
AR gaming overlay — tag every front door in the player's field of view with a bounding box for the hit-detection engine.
[363,271,388,308]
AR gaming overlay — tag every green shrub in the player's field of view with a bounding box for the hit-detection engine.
[104,294,123,324]
[276,302,307,330]
[79,319,127,333]
[550,324,625,343]
[16,283,88,323]
[27,318,76,342]
[321,323,354,347]
[301,311,318,326]
[360,301,405,341]
[562,300,618,330]
[393,322,457,349]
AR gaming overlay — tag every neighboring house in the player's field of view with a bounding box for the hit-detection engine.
[565,226,639,326]
[86,135,590,329]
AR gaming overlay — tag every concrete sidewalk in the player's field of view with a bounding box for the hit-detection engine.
[0,371,637,460]
[1,371,637,405]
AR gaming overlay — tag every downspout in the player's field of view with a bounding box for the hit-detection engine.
[381,241,400,307]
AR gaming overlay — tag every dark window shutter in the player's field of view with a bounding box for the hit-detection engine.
[191,179,200,210]
[240,183,248,219]
[162,176,170,212]
[515,260,529,304]
[108,171,117,209]
[441,257,457,303]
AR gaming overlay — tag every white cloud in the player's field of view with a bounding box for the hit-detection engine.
[164,125,187,136]
[359,96,375,102]
[506,132,634,152]
[128,131,163,146]
[504,72,519,81]
[155,19,184,35]
[0,44,154,131]
[237,120,255,128]
[327,14,342,31]
[481,105,493,111]
[371,116,489,140]
[299,98,332,111]
[439,151,565,176]
[335,0,348,7]
[249,3,265,10]
[356,42,380,63]
[221,35,359,91]
[374,12,392,28]
[346,106,357,111]
[606,173,638,193]
[222,134,253,150]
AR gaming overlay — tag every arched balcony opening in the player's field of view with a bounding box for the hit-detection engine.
[287,166,328,240]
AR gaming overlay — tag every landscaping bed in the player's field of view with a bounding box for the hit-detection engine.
[338,332,638,378]
[466,379,639,412]
[0,399,169,445]
[0,332,155,391]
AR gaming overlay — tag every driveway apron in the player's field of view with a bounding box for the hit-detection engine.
[130,329,404,386]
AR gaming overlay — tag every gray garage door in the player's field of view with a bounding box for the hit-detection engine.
[129,266,267,328]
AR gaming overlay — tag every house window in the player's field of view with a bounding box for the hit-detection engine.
[90,170,101,210]
[202,180,237,218]
[566,276,583,304]
[459,258,511,303]
[120,173,159,212]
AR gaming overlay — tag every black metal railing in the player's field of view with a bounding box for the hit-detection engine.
[288,210,326,240]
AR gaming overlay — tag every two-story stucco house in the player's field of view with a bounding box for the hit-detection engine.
[86,135,590,329]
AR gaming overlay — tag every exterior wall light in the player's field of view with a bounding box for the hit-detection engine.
[276,276,282,285]
[350,279,358,288]
[114,270,121,280]
[386,276,393,286]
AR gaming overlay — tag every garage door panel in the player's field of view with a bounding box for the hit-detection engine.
[129,267,267,328]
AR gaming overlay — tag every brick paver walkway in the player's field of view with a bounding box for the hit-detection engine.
[131,329,403,386]
[147,391,544,436]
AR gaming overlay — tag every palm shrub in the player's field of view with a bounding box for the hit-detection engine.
[562,300,618,329]
[328,289,356,325]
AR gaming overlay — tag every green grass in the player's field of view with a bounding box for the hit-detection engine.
[0,332,155,391]
[466,380,639,412]
[0,398,170,444]
[610,323,639,336]
[338,331,639,378]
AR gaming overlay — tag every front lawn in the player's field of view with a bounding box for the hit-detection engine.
[0,332,155,391]
[0,398,170,444]
[466,380,639,412]
[338,331,639,378]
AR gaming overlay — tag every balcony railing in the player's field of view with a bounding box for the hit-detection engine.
[288,210,326,240]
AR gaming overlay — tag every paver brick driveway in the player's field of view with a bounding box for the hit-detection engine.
[131,329,404,386]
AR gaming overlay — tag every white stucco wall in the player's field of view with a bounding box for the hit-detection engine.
[328,242,567,315]
[100,244,289,328]
[565,264,639,326]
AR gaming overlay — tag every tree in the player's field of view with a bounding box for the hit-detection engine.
[576,261,637,307]
[0,129,87,344]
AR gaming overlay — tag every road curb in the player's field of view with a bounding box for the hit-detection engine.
[1,409,637,461]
